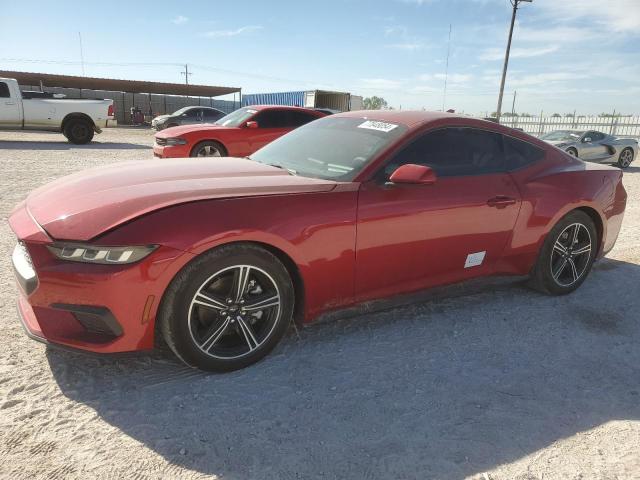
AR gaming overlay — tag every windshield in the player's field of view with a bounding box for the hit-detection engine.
[172,106,194,116]
[214,107,258,127]
[540,130,584,141]
[250,116,408,181]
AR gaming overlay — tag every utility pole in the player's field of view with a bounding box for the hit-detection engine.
[511,90,517,116]
[495,0,532,122]
[442,24,452,111]
[181,64,192,85]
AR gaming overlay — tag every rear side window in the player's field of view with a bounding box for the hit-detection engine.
[254,110,288,128]
[285,110,319,128]
[383,127,505,179]
[203,109,223,120]
[185,108,202,118]
[503,135,545,170]
[0,82,10,98]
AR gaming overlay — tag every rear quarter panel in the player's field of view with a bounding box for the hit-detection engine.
[97,186,359,322]
[22,98,112,130]
[496,150,625,274]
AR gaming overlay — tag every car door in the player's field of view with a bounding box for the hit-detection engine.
[580,131,608,160]
[247,109,291,152]
[355,127,522,301]
[0,81,22,128]
[180,108,203,126]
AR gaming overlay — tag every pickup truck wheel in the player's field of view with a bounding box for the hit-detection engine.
[64,119,94,144]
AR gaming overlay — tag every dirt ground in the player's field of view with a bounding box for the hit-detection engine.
[0,128,639,480]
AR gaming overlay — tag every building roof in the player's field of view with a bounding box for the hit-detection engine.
[0,70,240,97]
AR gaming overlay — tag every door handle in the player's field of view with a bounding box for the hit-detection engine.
[487,196,516,208]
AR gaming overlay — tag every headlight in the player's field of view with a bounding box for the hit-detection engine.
[165,137,187,146]
[47,243,158,264]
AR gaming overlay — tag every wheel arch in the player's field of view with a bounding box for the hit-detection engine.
[153,239,306,349]
[190,138,228,157]
[574,206,604,254]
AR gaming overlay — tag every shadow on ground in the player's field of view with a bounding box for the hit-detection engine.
[46,257,640,479]
[0,140,151,150]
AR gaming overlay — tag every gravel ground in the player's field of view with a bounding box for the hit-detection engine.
[0,128,639,480]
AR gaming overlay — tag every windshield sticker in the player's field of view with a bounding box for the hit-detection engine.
[357,120,399,133]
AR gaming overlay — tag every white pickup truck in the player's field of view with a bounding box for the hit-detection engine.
[0,78,114,144]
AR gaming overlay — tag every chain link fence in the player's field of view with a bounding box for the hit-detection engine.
[498,115,640,139]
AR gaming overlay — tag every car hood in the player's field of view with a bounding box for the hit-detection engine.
[22,158,337,241]
[156,123,231,138]
[152,115,171,123]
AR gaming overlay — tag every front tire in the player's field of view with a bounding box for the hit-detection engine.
[529,211,597,295]
[190,140,227,158]
[158,244,294,372]
[566,147,578,157]
[64,119,94,144]
[617,148,634,168]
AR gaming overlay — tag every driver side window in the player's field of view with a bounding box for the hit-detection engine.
[380,127,505,181]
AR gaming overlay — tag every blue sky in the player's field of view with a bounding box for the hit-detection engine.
[1,0,639,114]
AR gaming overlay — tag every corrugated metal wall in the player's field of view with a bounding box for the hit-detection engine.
[20,84,240,124]
[242,91,306,107]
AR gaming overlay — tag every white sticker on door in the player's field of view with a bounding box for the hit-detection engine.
[464,251,486,268]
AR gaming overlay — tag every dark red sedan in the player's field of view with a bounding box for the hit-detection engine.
[153,105,326,158]
[10,111,626,371]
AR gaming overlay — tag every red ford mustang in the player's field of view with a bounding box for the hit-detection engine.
[10,111,626,371]
[153,105,326,159]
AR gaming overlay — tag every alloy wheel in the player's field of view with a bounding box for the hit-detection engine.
[196,145,222,157]
[187,265,281,359]
[619,149,633,167]
[550,222,592,287]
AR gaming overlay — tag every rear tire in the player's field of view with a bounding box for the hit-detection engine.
[529,211,597,295]
[64,119,94,144]
[158,244,294,372]
[617,148,634,168]
[190,141,227,158]
[566,147,578,157]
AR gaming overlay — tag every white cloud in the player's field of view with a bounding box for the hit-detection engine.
[534,0,640,33]
[419,73,473,84]
[386,42,426,51]
[383,24,427,50]
[203,25,263,38]
[172,15,188,25]
[479,45,559,61]
[359,78,405,91]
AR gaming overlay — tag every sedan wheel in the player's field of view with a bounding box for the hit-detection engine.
[188,265,281,359]
[190,141,227,158]
[617,148,634,168]
[529,211,597,295]
[566,148,578,157]
[549,223,592,287]
[158,244,294,372]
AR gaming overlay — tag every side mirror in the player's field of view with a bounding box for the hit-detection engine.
[389,164,437,185]
[246,121,259,129]
[583,137,591,143]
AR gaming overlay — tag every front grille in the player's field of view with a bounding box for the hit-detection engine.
[155,137,167,146]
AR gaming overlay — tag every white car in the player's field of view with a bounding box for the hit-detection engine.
[0,78,114,144]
